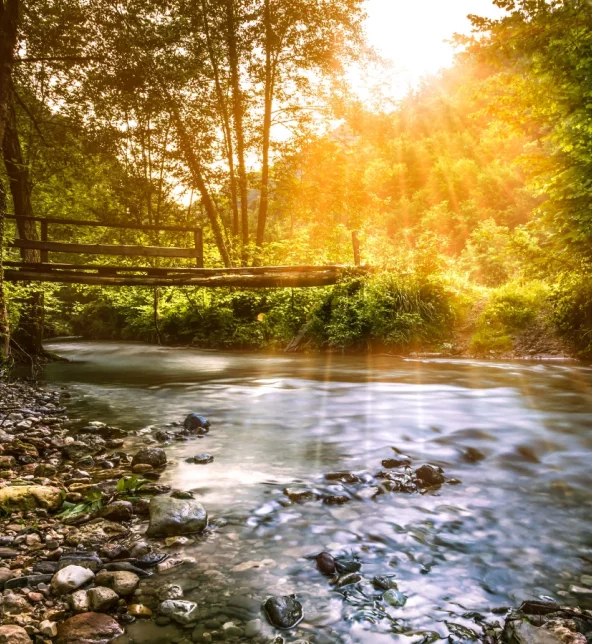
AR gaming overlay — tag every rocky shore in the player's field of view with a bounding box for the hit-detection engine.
[0,378,590,644]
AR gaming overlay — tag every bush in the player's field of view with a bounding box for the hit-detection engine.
[550,273,592,357]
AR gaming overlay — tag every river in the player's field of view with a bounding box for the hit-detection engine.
[42,341,592,643]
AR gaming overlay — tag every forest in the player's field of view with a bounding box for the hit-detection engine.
[1,0,592,361]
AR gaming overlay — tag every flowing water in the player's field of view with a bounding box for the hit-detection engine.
[43,341,592,643]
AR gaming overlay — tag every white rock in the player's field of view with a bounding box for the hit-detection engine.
[51,565,95,594]
[39,621,58,637]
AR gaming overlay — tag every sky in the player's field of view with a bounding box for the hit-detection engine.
[364,0,504,97]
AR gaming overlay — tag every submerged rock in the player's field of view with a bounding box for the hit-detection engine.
[186,453,214,465]
[146,496,207,537]
[158,599,199,625]
[372,575,398,591]
[284,488,316,503]
[0,485,62,512]
[264,595,304,629]
[383,589,407,607]
[56,612,124,644]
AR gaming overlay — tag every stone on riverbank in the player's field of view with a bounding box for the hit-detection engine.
[183,413,210,432]
[57,612,124,644]
[51,565,95,594]
[95,570,139,596]
[415,464,444,487]
[0,625,31,643]
[88,586,119,612]
[0,485,62,512]
[131,447,167,468]
[146,496,207,537]
[264,595,304,629]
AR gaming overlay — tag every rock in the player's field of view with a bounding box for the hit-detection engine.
[505,620,564,644]
[51,565,95,594]
[245,619,262,638]
[70,589,90,613]
[63,441,95,461]
[0,485,62,512]
[383,589,406,607]
[165,536,192,547]
[381,458,410,468]
[95,570,140,596]
[146,496,207,537]
[186,453,214,464]
[131,447,167,468]
[0,568,15,589]
[103,561,151,577]
[132,464,153,473]
[128,604,153,617]
[323,494,350,505]
[156,583,184,601]
[283,488,316,503]
[183,413,210,432]
[158,599,199,625]
[222,622,244,637]
[97,501,133,522]
[131,552,167,568]
[57,612,124,644]
[415,464,444,486]
[316,552,336,575]
[334,572,362,587]
[0,455,16,468]
[171,490,193,499]
[324,471,360,483]
[0,625,31,643]
[5,573,53,590]
[1,593,32,614]
[39,620,58,637]
[372,575,398,590]
[59,551,103,572]
[35,463,57,477]
[263,595,303,629]
[88,586,119,612]
[461,447,486,463]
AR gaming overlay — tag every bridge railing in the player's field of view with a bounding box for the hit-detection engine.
[5,215,204,267]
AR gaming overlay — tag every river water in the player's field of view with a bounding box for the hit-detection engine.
[43,341,592,643]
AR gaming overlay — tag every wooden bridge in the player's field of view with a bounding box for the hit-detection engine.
[3,216,364,288]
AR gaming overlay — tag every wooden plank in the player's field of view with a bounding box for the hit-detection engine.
[5,214,202,234]
[4,269,343,288]
[3,261,365,275]
[193,229,204,268]
[10,239,200,259]
[40,220,49,263]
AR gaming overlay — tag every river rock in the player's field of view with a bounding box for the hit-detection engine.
[0,485,62,512]
[131,447,167,468]
[415,464,444,486]
[372,575,398,590]
[284,488,316,503]
[51,565,95,594]
[1,593,32,614]
[316,552,336,575]
[505,620,564,644]
[381,458,411,468]
[186,453,214,464]
[158,599,199,625]
[0,625,31,643]
[63,441,96,461]
[95,570,140,596]
[156,583,184,601]
[183,413,210,432]
[59,551,103,572]
[383,589,406,607]
[88,586,119,612]
[325,471,360,483]
[97,500,133,522]
[39,620,58,637]
[57,612,124,644]
[0,568,14,589]
[70,589,90,613]
[128,604,152,617]
[146,496,207,537]
[263,595,303,629]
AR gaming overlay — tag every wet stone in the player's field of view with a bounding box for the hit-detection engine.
[186,454,214,465]
[131,447,167,468]
[372,575,398,591]
[264,595,304,630]
[383,589,407,607]
[183,413,210,432]
[316,552,336,576]
[415,464,445,487]
[159,599,200,625]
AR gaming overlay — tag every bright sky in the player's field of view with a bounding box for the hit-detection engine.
[364,0,504,97]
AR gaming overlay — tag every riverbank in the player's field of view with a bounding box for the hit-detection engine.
[1,374,591,643]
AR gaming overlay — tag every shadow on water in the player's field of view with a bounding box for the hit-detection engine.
[43,341,592,642]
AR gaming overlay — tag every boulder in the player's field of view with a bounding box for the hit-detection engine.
[0,485,62,512]
[0,625,31,643]
[183,413,210,432]
[146,496,207,537]
[51,565,95,594]
[95,570,139,596]
[88,587,119,612]
[263,595,303,629]
[158,599,199,625]
[131,447,167,468]
[57,612,123,644]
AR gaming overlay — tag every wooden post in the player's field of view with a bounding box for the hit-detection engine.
[194,228,204,268]
[40,220,48,263]
[352,231,360,266]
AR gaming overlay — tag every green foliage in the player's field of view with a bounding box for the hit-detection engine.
[550,272,592,357]
[56,489,103,520]
[116,475,147,496]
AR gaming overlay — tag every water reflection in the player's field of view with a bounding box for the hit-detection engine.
[43,341,592,642]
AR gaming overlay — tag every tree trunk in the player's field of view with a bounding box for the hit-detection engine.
[3,96,45,358]
[170,108,232,267]
[256,0,273,255]
[201,0,240,240]
[226,0,249,262]
[0,0,20,363]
